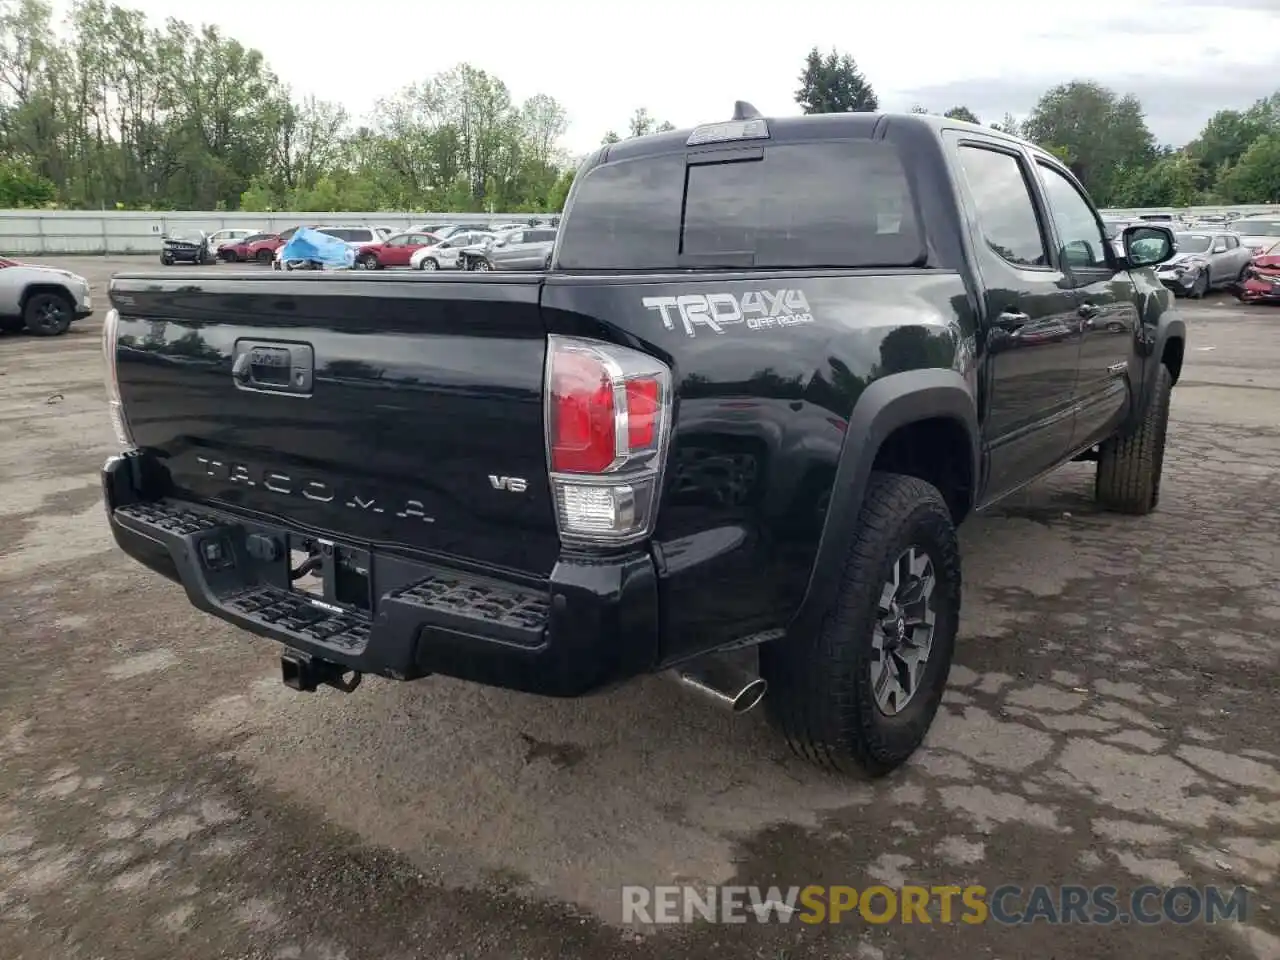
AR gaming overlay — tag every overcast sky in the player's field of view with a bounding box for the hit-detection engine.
[56,0,1279,155]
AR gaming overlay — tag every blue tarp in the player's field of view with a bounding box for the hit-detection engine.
[279,227,355,269]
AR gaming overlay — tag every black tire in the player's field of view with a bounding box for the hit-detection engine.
[1095,363,1173,515]
[256,249,274,264]
[421,257,438,271]
[760,472,961,777]
[358,254,379,270]
[160,253,173,265]
[475,257,492,272]
[1189,271,1208,299]
[23,291,73,336]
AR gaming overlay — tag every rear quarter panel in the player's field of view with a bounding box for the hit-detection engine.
[542,269,975,664]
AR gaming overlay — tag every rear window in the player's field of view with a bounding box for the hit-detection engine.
[558,140,925,270]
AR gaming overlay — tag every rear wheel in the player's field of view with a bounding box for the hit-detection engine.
[1095,363,1173,515]
[421,258,438,271]
[23,291,73,336]
[256,249,274,264]
[475,257,492,272]
[760,473,961,776]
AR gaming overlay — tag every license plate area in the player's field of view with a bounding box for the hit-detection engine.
[288,535,371,613]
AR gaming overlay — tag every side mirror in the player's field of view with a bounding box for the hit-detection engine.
[1060,239,1095,269]
[1121,224,1175,268]
[1212,244,1227,254]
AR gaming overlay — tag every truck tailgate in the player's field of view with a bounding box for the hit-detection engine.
[109,273,558,578]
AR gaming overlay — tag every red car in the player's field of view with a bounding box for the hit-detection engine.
[354,231,439,270]
[217,232,280,263]
[1235,242,1280,304]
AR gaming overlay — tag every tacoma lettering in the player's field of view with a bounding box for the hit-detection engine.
[193,457,432,522]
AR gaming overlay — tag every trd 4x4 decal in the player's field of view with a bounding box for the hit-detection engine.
[642,290,814,338]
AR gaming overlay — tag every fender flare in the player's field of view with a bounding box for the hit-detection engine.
[1127,316,1186,435]
[788,367,979,638]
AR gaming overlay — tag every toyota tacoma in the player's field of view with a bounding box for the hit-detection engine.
[101,106,1185,775]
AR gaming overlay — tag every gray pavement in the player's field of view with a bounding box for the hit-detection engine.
[1,257,1277,960]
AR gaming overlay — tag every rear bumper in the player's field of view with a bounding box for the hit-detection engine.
[102,454,660,697]
[1237,279,1280,303]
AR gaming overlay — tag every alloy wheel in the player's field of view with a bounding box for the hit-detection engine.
[870,545,938,716]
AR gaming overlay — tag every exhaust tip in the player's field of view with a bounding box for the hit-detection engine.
[674,658,768,714]
[732,678,768,713]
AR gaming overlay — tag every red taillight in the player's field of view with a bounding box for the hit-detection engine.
[550,349,617,473]
[544,336,672,545]
[625,377,659,449]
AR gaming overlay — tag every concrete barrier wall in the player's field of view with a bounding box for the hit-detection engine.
[0,211,544,255]
[0,205,1277,256]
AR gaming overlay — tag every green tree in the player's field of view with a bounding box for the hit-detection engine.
[1112,153,1202,207]
[1217,133,1280,203]
[991,113,1022,136]
[795,46,878,114]
[0,156,53,205]
[1187,108,1269,173]
[944,105,979,124]
[1022,81,1155,205]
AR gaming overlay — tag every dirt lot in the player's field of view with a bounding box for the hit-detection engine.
[1,256,1277,960]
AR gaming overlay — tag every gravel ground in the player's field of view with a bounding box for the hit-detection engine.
[1,256,1277,960]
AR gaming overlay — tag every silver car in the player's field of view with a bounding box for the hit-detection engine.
[409,232,495,270]
[1154,231,1253,298]
[470,227,559,271]
[1228,216,1280,256]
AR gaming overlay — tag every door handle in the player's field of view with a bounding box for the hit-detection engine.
[995,311,1030,331]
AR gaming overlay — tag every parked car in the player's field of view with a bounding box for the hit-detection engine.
[218,232,279,262]
[466,227,558,272]
[354,232,440,269]
[102,107,1185,777]
[0,258,93,336]
[410,223,469,240]
[1235,240,1280,304]
[409,231,494,270]
[1154,231,1253,298]
[1228,216,1280,256]
[160,229,212,266]
[203,228,258,259]
[455,230,520,271]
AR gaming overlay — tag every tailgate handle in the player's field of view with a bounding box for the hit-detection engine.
[232,340,315,396]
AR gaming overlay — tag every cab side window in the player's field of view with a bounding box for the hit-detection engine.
[1035,162,1109,271]
[955,145,1049,268]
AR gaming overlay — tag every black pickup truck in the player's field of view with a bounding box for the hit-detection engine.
[101,106,1184,776]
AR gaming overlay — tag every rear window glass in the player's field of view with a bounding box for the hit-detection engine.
[558,140,925,270]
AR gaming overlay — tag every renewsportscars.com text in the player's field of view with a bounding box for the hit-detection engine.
[622,884,1251,926]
